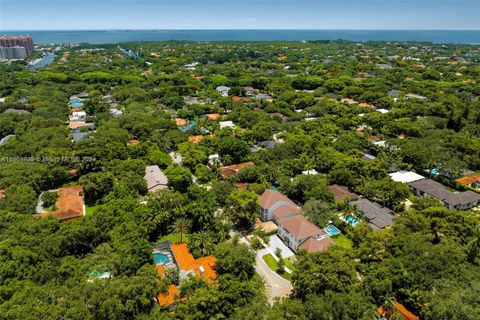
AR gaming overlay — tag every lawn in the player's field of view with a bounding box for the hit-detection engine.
[158,233,189,244]
[262,253,279,271]
[262,253,293,281]
[283,257,296,271]
[85,204,100,216]
[332,234,353,249]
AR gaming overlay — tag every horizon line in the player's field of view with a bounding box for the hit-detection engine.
[1,28,480,32]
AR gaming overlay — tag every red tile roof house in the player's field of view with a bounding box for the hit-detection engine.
[258,189,299,223]
[278,215,327,251]
[258,189,333,253]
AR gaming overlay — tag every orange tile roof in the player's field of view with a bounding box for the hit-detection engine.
[359,102,375,109]
[273,205,300,221]
[279,215,324,240]
[188,135,204,143]
[0,189,5,199]
[378,302,419,320]
[235,183,249,190]
[258,189,295,209]
[54,185,85,221]
[341,98,358,105]
[220,161,254,178]
[127,139,140,146]
[156,264,166,277]
[68,122,94,130]
[157,284,180,307]
[232,96,251,102]
[175,118,188,126]
[298,236,333,253]
[171,243,217,282]
[456,173,480,186]
[206,113,221,121]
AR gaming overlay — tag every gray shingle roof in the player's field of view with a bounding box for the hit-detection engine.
[408,179,480,206]
[350,198,394,229]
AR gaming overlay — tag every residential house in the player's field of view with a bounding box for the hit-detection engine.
[37,186,85,221]
[232,96,251,102]
[408,179,480,210]
[350,198,395,229]
[175,118,188,126]
[377,302,419,320]
[156,242,217,307]
[327,185,358,202]
[219,120,235,129]
[206,113,221,121]
[144,165,168,192]
[185,96,202,105]
[258,189,333,253]
[258,189,298,221]
[387,89,401,99]
[405,93,428,101]
[68,122,95,130]
[220,162,254,179]
[389,171,425,184]
[278,215,327,251]
[302,169,319,175]
[188,135,204,144]
[244,86,255,96]
[362,153,376,161]
[0,134,15,146]
[110,108,123,117]
[69,111,86,122]
[216,86,230,97]
[254,93,273,101]
[54,186,85,221]
[456,173,480,190]
[298,236,333,253]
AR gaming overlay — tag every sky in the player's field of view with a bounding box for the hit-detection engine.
[0,0,479,30]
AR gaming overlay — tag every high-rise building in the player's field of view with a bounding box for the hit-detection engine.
[0,36,34,55]
[0,46,27,60]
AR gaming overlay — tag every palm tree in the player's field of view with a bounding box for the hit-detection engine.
[191,231,212,256]
[171,218,191,243]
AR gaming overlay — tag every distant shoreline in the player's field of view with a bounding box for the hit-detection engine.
[1,29,479,45]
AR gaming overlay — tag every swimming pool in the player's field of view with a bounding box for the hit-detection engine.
[325,225,341,236]
[344,215,359,227]
[154,252,170,264]
[71,102,84,108]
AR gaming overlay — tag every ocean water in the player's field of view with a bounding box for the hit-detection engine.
[1,30,479,44]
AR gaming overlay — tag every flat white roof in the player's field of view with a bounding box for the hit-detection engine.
[219,121,235,129]
[389,171,425,183]
[376,108,389,114]
[302,169,319,175]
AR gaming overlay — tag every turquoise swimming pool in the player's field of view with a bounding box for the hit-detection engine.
[154,252,170,264]
[325,225,341,236]
[344,215,359,227]
[71,102,84,108]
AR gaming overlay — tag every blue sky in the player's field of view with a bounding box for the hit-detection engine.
[1,0,479,30]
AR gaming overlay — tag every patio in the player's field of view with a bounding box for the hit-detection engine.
[268,235,295,259]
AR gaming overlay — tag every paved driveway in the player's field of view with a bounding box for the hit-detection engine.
[255,248,293,304]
